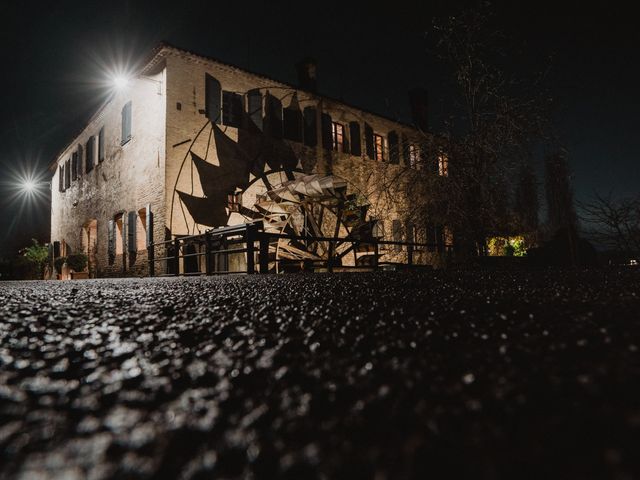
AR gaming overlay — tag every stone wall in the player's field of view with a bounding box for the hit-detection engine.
[50,68,167,278]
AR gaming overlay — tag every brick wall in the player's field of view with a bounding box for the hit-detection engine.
[50,45,444,278]
[162,48,435,267]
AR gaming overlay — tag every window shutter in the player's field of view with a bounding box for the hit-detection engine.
[247,89,262,130]
[127,211,137,253]
[349,122,361,156]
[364,123,374,158]
[321,113,332,150]
[98,127,105,162]
[205,74,221,124]
[85,137,94,173]
[107,220,115,264]
[432,151,441,175]
[283,108,302,142]
[77,144,83,175]
[145,205,153,248]
[392,219,403,251]
[401,134,409,166]
[265,93,283,138]
[121,102,132,145]
[303,107,317,147]
[406,223,414,243]
[72,152,79,180]
[388,131,399,164]
[435,224,444,252]
[64,159,71,189]
[222,91,242,127]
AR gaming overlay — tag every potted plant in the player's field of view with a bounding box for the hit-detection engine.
[54,256,67,279]
[66,253,88,279]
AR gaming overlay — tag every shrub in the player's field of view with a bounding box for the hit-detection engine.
[54,256,67,274]
[66,254,88,272]
[21,239,49,279]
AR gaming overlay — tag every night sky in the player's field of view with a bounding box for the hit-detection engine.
[0,0,637,254]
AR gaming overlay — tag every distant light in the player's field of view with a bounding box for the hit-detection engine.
[113,74,129,89]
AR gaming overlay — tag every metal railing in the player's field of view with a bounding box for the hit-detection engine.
[148,222,452,276]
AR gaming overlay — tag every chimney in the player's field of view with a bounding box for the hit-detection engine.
[408,88,428,132]
[296,57,317,93]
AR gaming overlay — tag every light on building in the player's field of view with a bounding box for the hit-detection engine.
[22,179,36,193]
[113,74,130,90]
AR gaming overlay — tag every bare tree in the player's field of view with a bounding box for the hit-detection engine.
[514,162,539,234]
[579,191,640,254]
[544,149,577,234]
[421,6,551,256]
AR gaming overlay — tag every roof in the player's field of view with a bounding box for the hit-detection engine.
[50,41,418,171]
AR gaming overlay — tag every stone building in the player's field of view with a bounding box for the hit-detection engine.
[49,43,450,277]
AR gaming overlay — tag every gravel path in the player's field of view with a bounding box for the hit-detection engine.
[1,270,639,479]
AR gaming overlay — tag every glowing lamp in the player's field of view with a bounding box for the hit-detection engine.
[22,179,36,193]
[113,74,129,90]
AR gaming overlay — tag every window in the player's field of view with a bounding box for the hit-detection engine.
[426,223,445,252]
[58,165,64,192]
[331,122,345,152]
[408,144,421,169]
[373,134,385,161]
[98,127,105,162]
[438,153,449,176]
[121,101,132,145]
[222,91,243,127]
[227,192,242,212]
[85,136,95,173]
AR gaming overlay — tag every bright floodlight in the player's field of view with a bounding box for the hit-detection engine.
[23,179,36,193]
[113,74,129,89]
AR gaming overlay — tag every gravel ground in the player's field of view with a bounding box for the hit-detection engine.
[1,270,639,479]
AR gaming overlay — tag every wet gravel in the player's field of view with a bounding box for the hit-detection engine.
[1,270,639,479]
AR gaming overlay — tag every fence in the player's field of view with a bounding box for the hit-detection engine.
[148,222,452,276]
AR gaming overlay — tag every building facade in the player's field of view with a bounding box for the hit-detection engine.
[50,43,449,277]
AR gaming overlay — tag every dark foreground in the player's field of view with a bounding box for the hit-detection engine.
[1,271,639,479]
